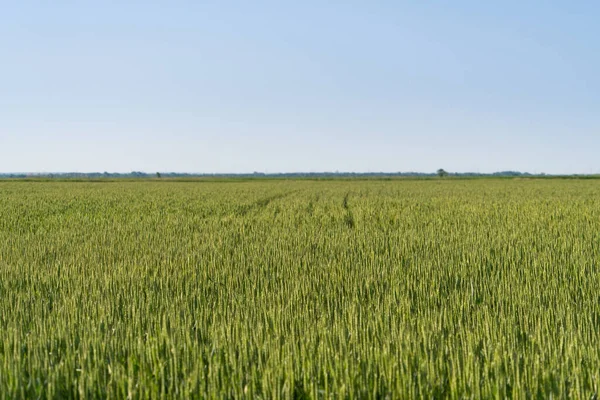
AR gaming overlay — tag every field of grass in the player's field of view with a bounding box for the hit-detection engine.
[1,179,599,398]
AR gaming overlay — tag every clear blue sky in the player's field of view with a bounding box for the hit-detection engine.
[1,1,599,174]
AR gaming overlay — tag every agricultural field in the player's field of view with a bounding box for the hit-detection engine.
[1,179,599,398]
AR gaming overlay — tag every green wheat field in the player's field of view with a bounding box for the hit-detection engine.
[1,179,599,398]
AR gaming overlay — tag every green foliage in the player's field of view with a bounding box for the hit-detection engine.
[1,179,599,398]
[437,168,449,177]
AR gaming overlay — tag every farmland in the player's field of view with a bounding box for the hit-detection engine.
[1,179,599,398]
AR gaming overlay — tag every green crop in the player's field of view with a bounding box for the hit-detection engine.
[1,179,599,398]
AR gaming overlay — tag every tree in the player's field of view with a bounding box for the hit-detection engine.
[437,168,448,177]
[156,172,162,178]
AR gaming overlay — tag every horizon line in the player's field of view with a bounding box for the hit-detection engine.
[1,171,598,177]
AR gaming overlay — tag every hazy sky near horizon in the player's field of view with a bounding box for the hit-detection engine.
[1,1,599,174]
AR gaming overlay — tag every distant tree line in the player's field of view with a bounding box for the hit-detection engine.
[1,171,596,179]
